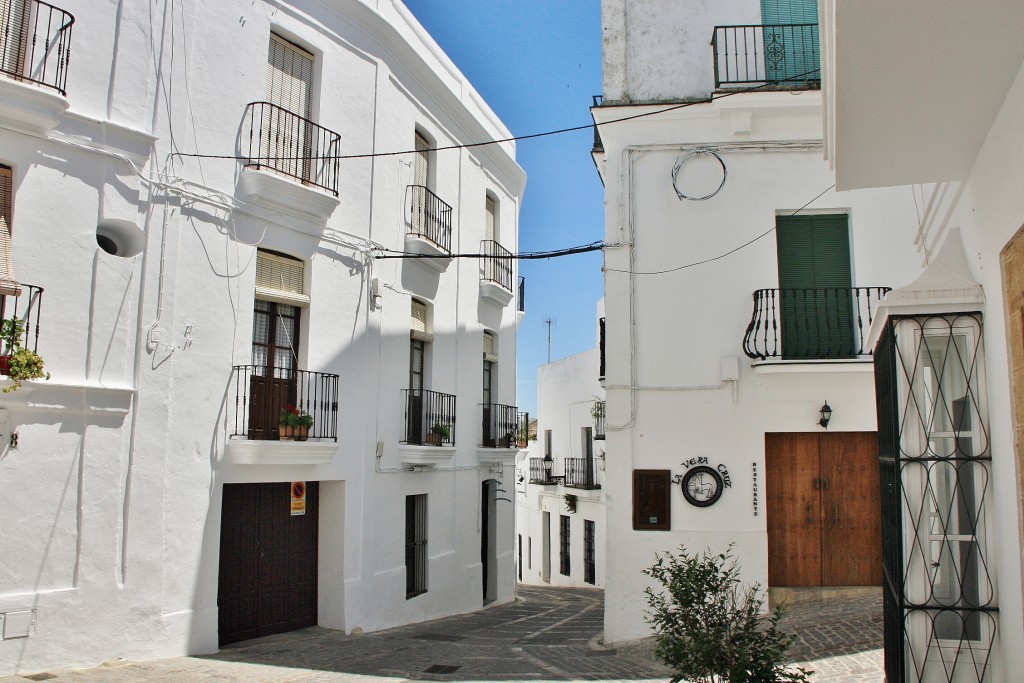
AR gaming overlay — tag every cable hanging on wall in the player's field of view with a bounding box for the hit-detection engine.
[671,147,727,201]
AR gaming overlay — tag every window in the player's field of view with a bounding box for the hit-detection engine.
[482,331,498,446]
[633,470,671,530]
[406,299,431,444]
[265,34,315,181]
[584,520,596,585]
[559,515,570,576]
[413,131,431,190]
[248,250,305,440]
[484,194,497,242]
[776,214,853,359]
[406,494,427,598]
[0,164,15,294]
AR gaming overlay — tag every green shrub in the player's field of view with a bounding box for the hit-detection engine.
[643,545,811,683]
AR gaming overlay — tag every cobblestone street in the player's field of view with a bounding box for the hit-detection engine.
[0,586,882,682]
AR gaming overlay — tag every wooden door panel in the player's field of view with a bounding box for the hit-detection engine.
[821,432,882,586]
[766,432,822,586]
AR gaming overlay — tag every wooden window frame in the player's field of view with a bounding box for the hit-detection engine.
[633,469,671,531]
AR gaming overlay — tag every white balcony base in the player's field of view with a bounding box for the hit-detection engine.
[236,168,340,237]
[226,438,338,465]
[0,77,68,135]
[480,280,514,307]
[477,447,518,466]
[404,234,452,273]
[399,443,456,467]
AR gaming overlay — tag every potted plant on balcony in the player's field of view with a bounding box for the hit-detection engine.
[280,404,314,441]
[0,317,23,375]
[426,421,449,446]
[3,346,49,393]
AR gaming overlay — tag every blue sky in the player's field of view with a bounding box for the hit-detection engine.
[403,0,605,417]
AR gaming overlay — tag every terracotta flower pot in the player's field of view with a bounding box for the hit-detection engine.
[297,425,310,441]
[279,424,296,441]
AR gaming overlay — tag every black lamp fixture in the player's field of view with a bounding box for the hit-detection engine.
[542,453,553,481]
[818,401,832,429]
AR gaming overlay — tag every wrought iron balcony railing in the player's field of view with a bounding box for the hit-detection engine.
[403,388,456,446]
[0,283,43,358]
[407,185,452,252]
[0,0,73,96]
[593,401,605,440]
[711,24,820,89]
[231,365,339,441]
[564,457,601,490]
[516,410,530,447]
[242,101,341,195]
[480,402,517,448]
[480,240,513,292]
[517,276,526,313]
[529,457,556,485]
[742,287,890,361]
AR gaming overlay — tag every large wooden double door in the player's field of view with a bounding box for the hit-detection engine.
[218,482,319,645]
[766,432,881,587]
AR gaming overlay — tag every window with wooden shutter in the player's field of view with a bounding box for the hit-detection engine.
[776,213,853,359]
[484,195,496,243]
[413,133,429,188]
[482,330,497,362]
[255,250,308,306]
[0,165,18,296]
[410,299,433,342]
[0,1,31,78]
[266,34,314,181]
[633,470,671,531]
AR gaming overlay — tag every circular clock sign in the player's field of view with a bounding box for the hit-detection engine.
[681,466,725,507]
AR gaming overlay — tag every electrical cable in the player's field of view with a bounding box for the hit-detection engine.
[605,183,835,276]
[170,68,821,164]
[373,241,605,261]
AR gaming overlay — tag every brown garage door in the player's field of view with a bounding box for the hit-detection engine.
[766,432,881,587]
[218,481,318,645]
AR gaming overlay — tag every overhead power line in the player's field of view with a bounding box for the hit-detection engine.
[373,241,605,260]
[172,69,821,164]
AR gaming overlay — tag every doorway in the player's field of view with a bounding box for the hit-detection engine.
[541,511,551,583]
[218,482,319,645]
[481,480,497,603]
[765,432,881,586]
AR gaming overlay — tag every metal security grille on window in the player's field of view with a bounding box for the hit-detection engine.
[406,494,428,598]
[877,314,996,683]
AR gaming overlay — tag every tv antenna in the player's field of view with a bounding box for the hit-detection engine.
[544,317,555,363]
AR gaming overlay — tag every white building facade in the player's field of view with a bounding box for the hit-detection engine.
[820,2,1024,680]
[594,0,926,648]
[0,0,524,675]
[515,312,606,589]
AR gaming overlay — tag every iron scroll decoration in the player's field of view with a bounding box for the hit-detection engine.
[671,148,727,201]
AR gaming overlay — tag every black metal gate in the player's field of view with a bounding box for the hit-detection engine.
[874,314,996,682]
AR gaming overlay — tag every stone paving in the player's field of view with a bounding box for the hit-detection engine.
[0,585,882,682]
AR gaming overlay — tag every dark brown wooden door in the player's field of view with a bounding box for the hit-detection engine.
[766,432,881,587]
[218,482,318,645]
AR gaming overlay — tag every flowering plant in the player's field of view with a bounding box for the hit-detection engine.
[280,404,314,428]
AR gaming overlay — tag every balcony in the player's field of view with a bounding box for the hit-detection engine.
[402,388,456,446]
[711,24,820,89]
[742,287,890,361]
[240,101,341,195]
[529,457,556,485]
[592,401,605,440]
[230,365,339,440]
[564,457,601,490]
[1,0,73,95]
[480,402,517,448]
[0,0,74,134]
[404,185,452,272]
[516,410,530,448]
[480,240,514,306]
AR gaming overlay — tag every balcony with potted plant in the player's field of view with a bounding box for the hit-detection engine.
[0,284,49,393]
[399,388,456,467]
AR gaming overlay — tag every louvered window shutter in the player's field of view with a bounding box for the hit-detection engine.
[411,299,433,341]
[0,1,30,77]
[483,330,497,362]
[255,250,309,306]
[267,34,313,117]
[0,166,19,296]
[484,196,496,243]
[413,134,429,188]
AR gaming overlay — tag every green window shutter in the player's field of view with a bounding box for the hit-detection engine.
[776,214,854,359]
[760,0,820,83]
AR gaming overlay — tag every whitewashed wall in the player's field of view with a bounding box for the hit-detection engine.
[594,84,925,641]
[516,345,607,588]
[0,0,524,675]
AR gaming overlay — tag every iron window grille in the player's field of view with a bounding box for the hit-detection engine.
[559,514,570,576]
[405,494,428,598]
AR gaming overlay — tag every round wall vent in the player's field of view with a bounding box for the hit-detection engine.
[96,219,144,257]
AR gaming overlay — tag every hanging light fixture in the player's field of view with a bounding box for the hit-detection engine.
[818,401,832,429]
[543,453,553,482]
